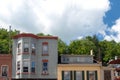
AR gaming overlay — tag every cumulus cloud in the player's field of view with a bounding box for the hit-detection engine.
[104,18,120,42]
[0,0,110,42]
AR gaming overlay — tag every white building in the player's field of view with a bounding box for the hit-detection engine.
[12,33,58,80]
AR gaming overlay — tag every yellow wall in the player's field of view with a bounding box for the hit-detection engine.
[58,64,102,80]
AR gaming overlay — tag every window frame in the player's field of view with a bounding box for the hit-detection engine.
[23,42,29,53]
[87,70,98,80]
[74,71,84,80]
[42,42,49,56]
[31,43,36,54]
[23,60,29,73]
[17,42,21,54]
[62,71,72,80]
[42,59,49,75]
[1,65,8,77]
[31,61,35,73]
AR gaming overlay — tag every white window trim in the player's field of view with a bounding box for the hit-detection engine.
[1,65,9,77]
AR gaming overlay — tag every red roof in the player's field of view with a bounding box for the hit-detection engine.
[13,33,58,40]
[109,59,120,64]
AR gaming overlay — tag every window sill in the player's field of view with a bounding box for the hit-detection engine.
[42,54,49,56]
[17,72,36,75]
[17,53,21,55]
[31,53,36,55]
[17,72,20,75]
[31,72,36,75]
[23,52,29,54]
[41,72,49,75]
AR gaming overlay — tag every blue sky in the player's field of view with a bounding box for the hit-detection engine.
[104,0,120,27]
[0,0,120,43]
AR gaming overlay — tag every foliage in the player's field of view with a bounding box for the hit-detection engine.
[58,39,68,55]
[1,28,120,64]
[68,38,96,55]
[0,28,19,54]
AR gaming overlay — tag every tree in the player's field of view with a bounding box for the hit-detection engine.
[68,38,96,55]
[0,28,19,54]
[58,39,68,55]
[99,40,117,63]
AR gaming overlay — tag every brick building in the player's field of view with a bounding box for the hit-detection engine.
[0,54,12,80]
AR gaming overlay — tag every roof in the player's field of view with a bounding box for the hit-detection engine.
[109,59,120,64]
[61,54,94,57]
[13,33,58,40]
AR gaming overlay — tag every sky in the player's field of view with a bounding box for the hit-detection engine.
[0,0,120,43]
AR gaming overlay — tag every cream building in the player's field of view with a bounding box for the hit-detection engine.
[58,55,114,80]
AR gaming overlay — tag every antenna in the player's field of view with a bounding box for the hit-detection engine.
[9,26,11,54]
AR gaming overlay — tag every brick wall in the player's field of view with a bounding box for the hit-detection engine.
[0,54,12,80]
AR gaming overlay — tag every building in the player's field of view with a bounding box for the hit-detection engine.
[58,55,114,80]
[109,58,120,80]
[0,54,12,80]
[12,33,58,80]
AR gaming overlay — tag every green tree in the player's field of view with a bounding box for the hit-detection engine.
[68,38,96,55]
[99,40,117,63]
[0,28,19,54]
[58,39,68,55]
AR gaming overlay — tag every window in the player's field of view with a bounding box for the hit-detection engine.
[17,43,21,54]
[24,42,29,53]
[1,65,8,77]
[23,61,29,72]
[32,43,36,54]
[42,42,48,55]
[42,60,48,75]
[74,71,84,80]
[31,62,35,73]
[87,71,97,80]
[17,61,20,71]
[104,70,111,80]
[62,71,72,80]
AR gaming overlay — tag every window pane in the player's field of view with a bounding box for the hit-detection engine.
[43,62,48,71]
[31,62,35,73]
[43,45,48,53]
[23,61,29,72]
[23,61,28,67]
[17,61,20,70]
[24,42,29,48]
[76,71,83,80]
[87,71,97,80]
[32,43,36,53]
[18,43,21,48]
[23,67,28,72]
[64,71,71,80]
[31,62,35,67]
[1,66,8,77]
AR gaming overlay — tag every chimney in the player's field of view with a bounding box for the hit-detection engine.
[90,49,93,55]
[115,56,118,60]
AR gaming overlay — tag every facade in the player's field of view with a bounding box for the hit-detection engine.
[12,33,58,80]
[109,58,120,80]
[0,54,12,80]
[58,55,114,80]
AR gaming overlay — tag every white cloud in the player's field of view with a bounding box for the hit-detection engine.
[104,18,120,42]
[0,0,110,42]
